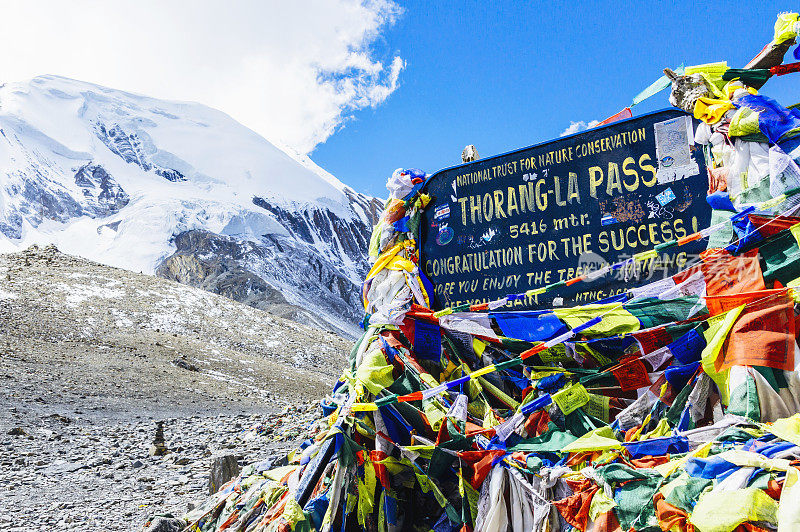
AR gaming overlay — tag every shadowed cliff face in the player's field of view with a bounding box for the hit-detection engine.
[157,192,383,340]
[0,159,129,240]
[155,221,371,339]
[251,193,383,261]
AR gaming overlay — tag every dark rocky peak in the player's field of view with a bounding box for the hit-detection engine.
[95,123,151,170]
[73,163,129,217]
[93,122,187,182]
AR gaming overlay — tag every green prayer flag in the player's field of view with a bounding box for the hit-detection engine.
[509,429,578,452]
[624,295,704,329]
[760,229,800,285]
[631,65,684,106]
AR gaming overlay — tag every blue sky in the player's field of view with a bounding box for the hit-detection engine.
[313,1,800,197]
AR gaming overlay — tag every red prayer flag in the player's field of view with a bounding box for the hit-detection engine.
[717,292,796,372]
[771,61,800,75]
[631,326,672,355]
[612,358,651,391]
[654,493,692,532]
[701,252,765,297]
[553,487,598,531]
[749,214,800,238]
[523,409,551,437]
[369,450,391,490]
[705,288,787,316]
[457,450,506,489]
[596,107,633,126]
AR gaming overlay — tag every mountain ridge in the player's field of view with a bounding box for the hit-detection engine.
[0,75,382,336]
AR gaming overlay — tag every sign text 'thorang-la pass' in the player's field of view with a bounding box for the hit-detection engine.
[419,109,713,310]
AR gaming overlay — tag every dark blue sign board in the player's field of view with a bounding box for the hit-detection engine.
[419,109,712,310]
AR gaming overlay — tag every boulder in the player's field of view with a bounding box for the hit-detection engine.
[144,516,184,532]
[209,454,240,495]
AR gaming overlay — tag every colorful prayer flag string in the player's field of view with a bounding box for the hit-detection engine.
[352,206,800,413]
[432,189,800,318]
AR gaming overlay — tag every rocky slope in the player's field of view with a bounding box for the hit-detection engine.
[0,245,348,530]
[0,75,382,337]
[155,228,363,334]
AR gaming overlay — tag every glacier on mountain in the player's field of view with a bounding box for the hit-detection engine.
[0,75,382,337]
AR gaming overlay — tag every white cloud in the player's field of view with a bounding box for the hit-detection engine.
[560,120,600,137]
[0,0,403,154]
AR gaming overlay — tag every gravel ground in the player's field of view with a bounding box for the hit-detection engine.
[1,406,319,531]
[0,246,348,530]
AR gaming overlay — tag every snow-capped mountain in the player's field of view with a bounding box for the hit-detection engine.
[0,75,382,337]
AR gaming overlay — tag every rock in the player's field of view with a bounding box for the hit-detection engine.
[171,357,199,372]
[132,460,144,469]
[42,461,88,475]
[48,413,72,424]
[144,516,185,532]
[208,454,240,495]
